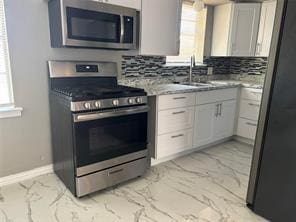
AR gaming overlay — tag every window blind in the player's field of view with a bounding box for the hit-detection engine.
[166,2,198,64]
[0,0,13,106]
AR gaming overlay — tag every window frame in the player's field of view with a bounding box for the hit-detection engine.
[0,0,22,118]
[166,1,198,66]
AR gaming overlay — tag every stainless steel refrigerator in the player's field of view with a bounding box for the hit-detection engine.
[247,1,296,221]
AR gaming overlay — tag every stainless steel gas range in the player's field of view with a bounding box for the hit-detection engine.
[48,61,149,197]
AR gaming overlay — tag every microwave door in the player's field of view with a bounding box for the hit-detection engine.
[65,7,122,48]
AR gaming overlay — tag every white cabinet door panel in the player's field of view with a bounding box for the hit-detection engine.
[230,3,261,56]
[193,103,216,148]
[158,106,194,135]
[140,0,182,55]
[157,129,193,159]
[214,100,237,141]
[104,0,141,10]
[256,1,276,57]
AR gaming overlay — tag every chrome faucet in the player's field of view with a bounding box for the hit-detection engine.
[189,55,195,84]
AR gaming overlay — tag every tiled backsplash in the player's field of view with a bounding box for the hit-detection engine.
[121,56,268,78]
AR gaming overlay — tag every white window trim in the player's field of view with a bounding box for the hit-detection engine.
[0,0,23,119]
[0,106,22,119]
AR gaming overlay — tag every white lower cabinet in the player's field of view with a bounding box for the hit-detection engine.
[236,118,258,140]
[235,88,262,141]
[154,89,238,160]
[193,103,216,147]
[158,106,194,135]
[157,129,193,159]
[193,100,237,148]
[213,100,237,141]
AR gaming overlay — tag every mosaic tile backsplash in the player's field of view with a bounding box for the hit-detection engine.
[121,56,268,78]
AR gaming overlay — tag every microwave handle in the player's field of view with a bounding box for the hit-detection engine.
[73,105,149,122]
[120,15,125,43]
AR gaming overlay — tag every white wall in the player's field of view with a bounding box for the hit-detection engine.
[0,0,125,177]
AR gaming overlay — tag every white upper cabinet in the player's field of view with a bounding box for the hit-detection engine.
[256,1,277,57]
[140,0,182,56]
[101,0,141,10]
[211,3,261,57]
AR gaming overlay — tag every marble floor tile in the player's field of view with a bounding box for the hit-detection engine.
[0,141,268,222]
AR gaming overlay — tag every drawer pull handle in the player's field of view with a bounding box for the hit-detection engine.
[172,111,185,115]
[173,97,186,100]
[251,92,262,95]
[171,134,184,139]
[248,103,260,107]
[108,168,124,176]
[246,122,257,127]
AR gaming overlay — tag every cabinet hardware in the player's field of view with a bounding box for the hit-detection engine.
[215,104,219,117]
[171,134,184,139]
[172,111,185,115]
[173,97,186,100]
[246,122,257,127]
[108,168,123,176]
[256,43,262,55]
[219,103,222,116]
[251,91,262,95]
[248,103,260,107]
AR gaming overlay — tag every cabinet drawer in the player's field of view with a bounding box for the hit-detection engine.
[236,118,258,140]
[196,88,237,105]
[157,129,193,159]
[241,88,262,101]
[158,93,196,110]
[239,99,261,121]
[158,107,194,135]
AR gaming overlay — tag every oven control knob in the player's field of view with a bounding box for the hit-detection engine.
[112,99,119,106]
[136,97,142,103]
[95,101,101,108]
[128,98,134,104]
[84,102,91,109]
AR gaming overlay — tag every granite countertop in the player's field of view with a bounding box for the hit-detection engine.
[133,80,263,96]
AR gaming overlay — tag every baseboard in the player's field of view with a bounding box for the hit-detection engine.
[233,135,255,146]
[0,164,54,187]
[151,137,233,166]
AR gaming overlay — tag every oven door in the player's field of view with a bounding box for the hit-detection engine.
[73,106,148,176]
[61,0,137,49]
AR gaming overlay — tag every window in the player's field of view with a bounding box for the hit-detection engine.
[0,0,13,107]
[166,2,198,65]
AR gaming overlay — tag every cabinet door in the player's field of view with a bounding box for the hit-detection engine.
[193,103,217,148]
[214,100,237,141]
[140,0,182,55]
[230,3,261,56]
[256,1,276,57]
[103,0,141,10]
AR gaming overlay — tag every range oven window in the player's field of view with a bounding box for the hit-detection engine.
[66,7,121,43]
[74,112,147,168]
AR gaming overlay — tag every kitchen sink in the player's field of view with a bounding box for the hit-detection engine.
[177,82,212,87]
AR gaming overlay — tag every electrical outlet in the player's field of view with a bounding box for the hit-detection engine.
[207,67,213,75]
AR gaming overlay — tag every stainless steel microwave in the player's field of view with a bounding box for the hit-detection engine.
[48,0,137,50]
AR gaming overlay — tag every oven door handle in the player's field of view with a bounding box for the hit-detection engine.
[120,15,125,43]
[73,105,149,122]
